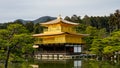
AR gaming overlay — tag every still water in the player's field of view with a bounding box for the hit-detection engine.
[0,59,120,68]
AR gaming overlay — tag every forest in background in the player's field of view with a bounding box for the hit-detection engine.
[0,9,120,62]
[0,10,120,34]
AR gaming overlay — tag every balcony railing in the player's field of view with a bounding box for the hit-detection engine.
[35,51,70,55]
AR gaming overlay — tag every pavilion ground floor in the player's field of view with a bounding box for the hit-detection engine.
[34,43,83,59]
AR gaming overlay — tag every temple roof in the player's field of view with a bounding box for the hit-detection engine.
[33,32,89,37]
[40,15,79,26]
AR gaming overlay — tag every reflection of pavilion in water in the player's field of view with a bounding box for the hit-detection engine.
[33,60,82,68]
[74,60,82,68]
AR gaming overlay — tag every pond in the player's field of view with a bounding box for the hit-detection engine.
[0,59,120,68]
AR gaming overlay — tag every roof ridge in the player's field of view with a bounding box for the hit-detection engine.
[40,16,79,25]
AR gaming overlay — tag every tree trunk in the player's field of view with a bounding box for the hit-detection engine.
[5,47,11,68]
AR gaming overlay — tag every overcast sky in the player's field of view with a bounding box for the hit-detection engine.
[0,0,120,23]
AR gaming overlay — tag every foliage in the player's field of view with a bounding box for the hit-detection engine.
[90,30,120,59]
[103,31,120,54]
[0,24,34,68]
[83,26,107,51]
[25,22,34,33]
[0,9,120,61]
[33,23,43,34]
[90,39,105,55]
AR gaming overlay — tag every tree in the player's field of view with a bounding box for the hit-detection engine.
[84,26,107,55]
[108,9,120,33]
[90,39,105,60]
[82,15,91,26]
[34,23,43,34]
[114,10,120,29]
[102,31,120,54]
[90,30,120,60]
[76,24,87,33]
[0,24,34,68]
[64,16,71,21]
[71,15,82,23]
[25,22,34,33]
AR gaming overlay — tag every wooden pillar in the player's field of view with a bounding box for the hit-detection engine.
[54,45,55,53]
[64,46,66,53]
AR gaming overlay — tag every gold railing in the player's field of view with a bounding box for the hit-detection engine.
[43,29,48,32]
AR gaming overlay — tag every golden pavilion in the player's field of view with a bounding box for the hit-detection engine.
[33,16,88,59]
